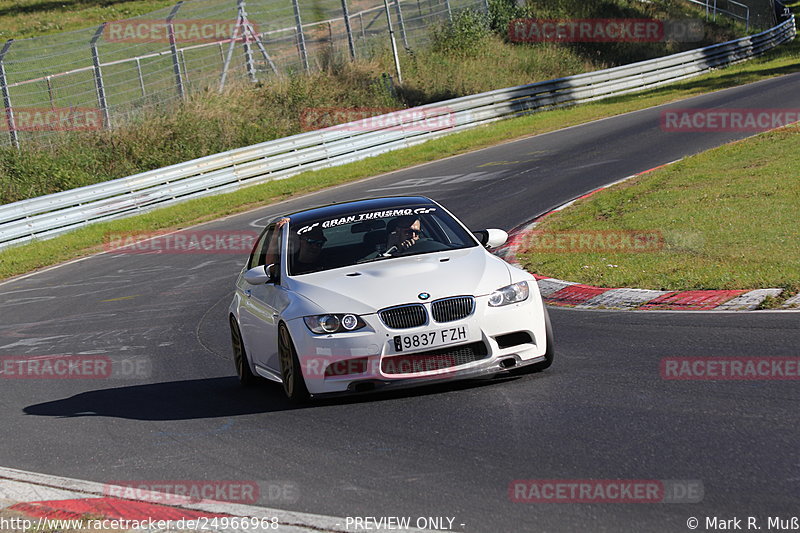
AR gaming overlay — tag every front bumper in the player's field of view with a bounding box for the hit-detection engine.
[286,292,550,396]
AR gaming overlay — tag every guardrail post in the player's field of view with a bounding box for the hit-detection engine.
[167,2,185,99]
[341,0,357,60]
[383,0,403,83]
[0,40,18,149]
[393,0,409,50]
[292,0,309,72]
[90,24,111,129]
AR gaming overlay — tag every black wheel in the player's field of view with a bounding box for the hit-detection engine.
[278,323,310,403]
[511,303,555,375]
[230,316,258,386]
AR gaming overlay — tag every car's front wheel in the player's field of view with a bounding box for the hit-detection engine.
[278,323,310,403]
[230,316,258,386]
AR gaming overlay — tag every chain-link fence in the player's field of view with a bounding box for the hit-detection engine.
[685,0,785,30]
[0,0,484,147]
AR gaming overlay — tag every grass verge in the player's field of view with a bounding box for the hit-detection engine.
[518,125,800,295]
[0,36,799,282]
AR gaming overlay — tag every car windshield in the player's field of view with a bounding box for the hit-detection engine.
[287,204,479,275]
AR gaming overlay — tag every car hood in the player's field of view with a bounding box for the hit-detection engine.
[285,247,513,315]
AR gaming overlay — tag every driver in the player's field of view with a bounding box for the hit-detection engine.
[385,215,421,254]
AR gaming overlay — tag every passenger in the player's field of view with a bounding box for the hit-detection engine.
[292,224,327,274]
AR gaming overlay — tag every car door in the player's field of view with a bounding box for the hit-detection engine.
[238,222,290,375]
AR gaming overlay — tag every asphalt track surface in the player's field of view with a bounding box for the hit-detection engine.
[1,72,800,532]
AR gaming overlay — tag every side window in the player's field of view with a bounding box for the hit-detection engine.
[262,225,282,271]
[248,227,271,270]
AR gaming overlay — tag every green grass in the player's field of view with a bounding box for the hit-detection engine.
[1,33,800,281]
[0,0,177,39]
[518,126,800,293]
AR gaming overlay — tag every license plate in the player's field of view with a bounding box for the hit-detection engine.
[392,325,468,353]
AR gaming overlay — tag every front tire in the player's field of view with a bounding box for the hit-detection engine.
[230,316,258,386]
[278,323,310,402]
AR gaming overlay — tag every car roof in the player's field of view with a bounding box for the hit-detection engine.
[282,196,438,225]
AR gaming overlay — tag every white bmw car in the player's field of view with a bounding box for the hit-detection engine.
[229,196,553,401]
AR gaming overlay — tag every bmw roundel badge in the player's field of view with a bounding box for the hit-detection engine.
[418,292,430,300]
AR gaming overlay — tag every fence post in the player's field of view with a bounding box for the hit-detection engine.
[46,76,55,110]
[341,0,357,60]
[180,49,189,85]
[135,58,146,97]
[382,0,403,83]
[244,25,279,76]
[90,24,111,129]
[482,0,489,13]
[167,2,185,99]
[238,0,257,82]
[0,39,18,149]
[292,0,309,71]
[219,4,243,91]
[392,0,409,49]
[444,0,452,22]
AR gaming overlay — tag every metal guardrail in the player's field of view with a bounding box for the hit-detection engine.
[0,15,794,250]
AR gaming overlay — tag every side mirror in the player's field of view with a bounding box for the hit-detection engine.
[474,229,508,249]
[244,264,276,285]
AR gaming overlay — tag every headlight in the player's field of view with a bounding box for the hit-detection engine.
[488,281,529,307]
[304,314,366,334]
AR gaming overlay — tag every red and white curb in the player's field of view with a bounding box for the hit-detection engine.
[0,467,429,533]
[494,164,795,311]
